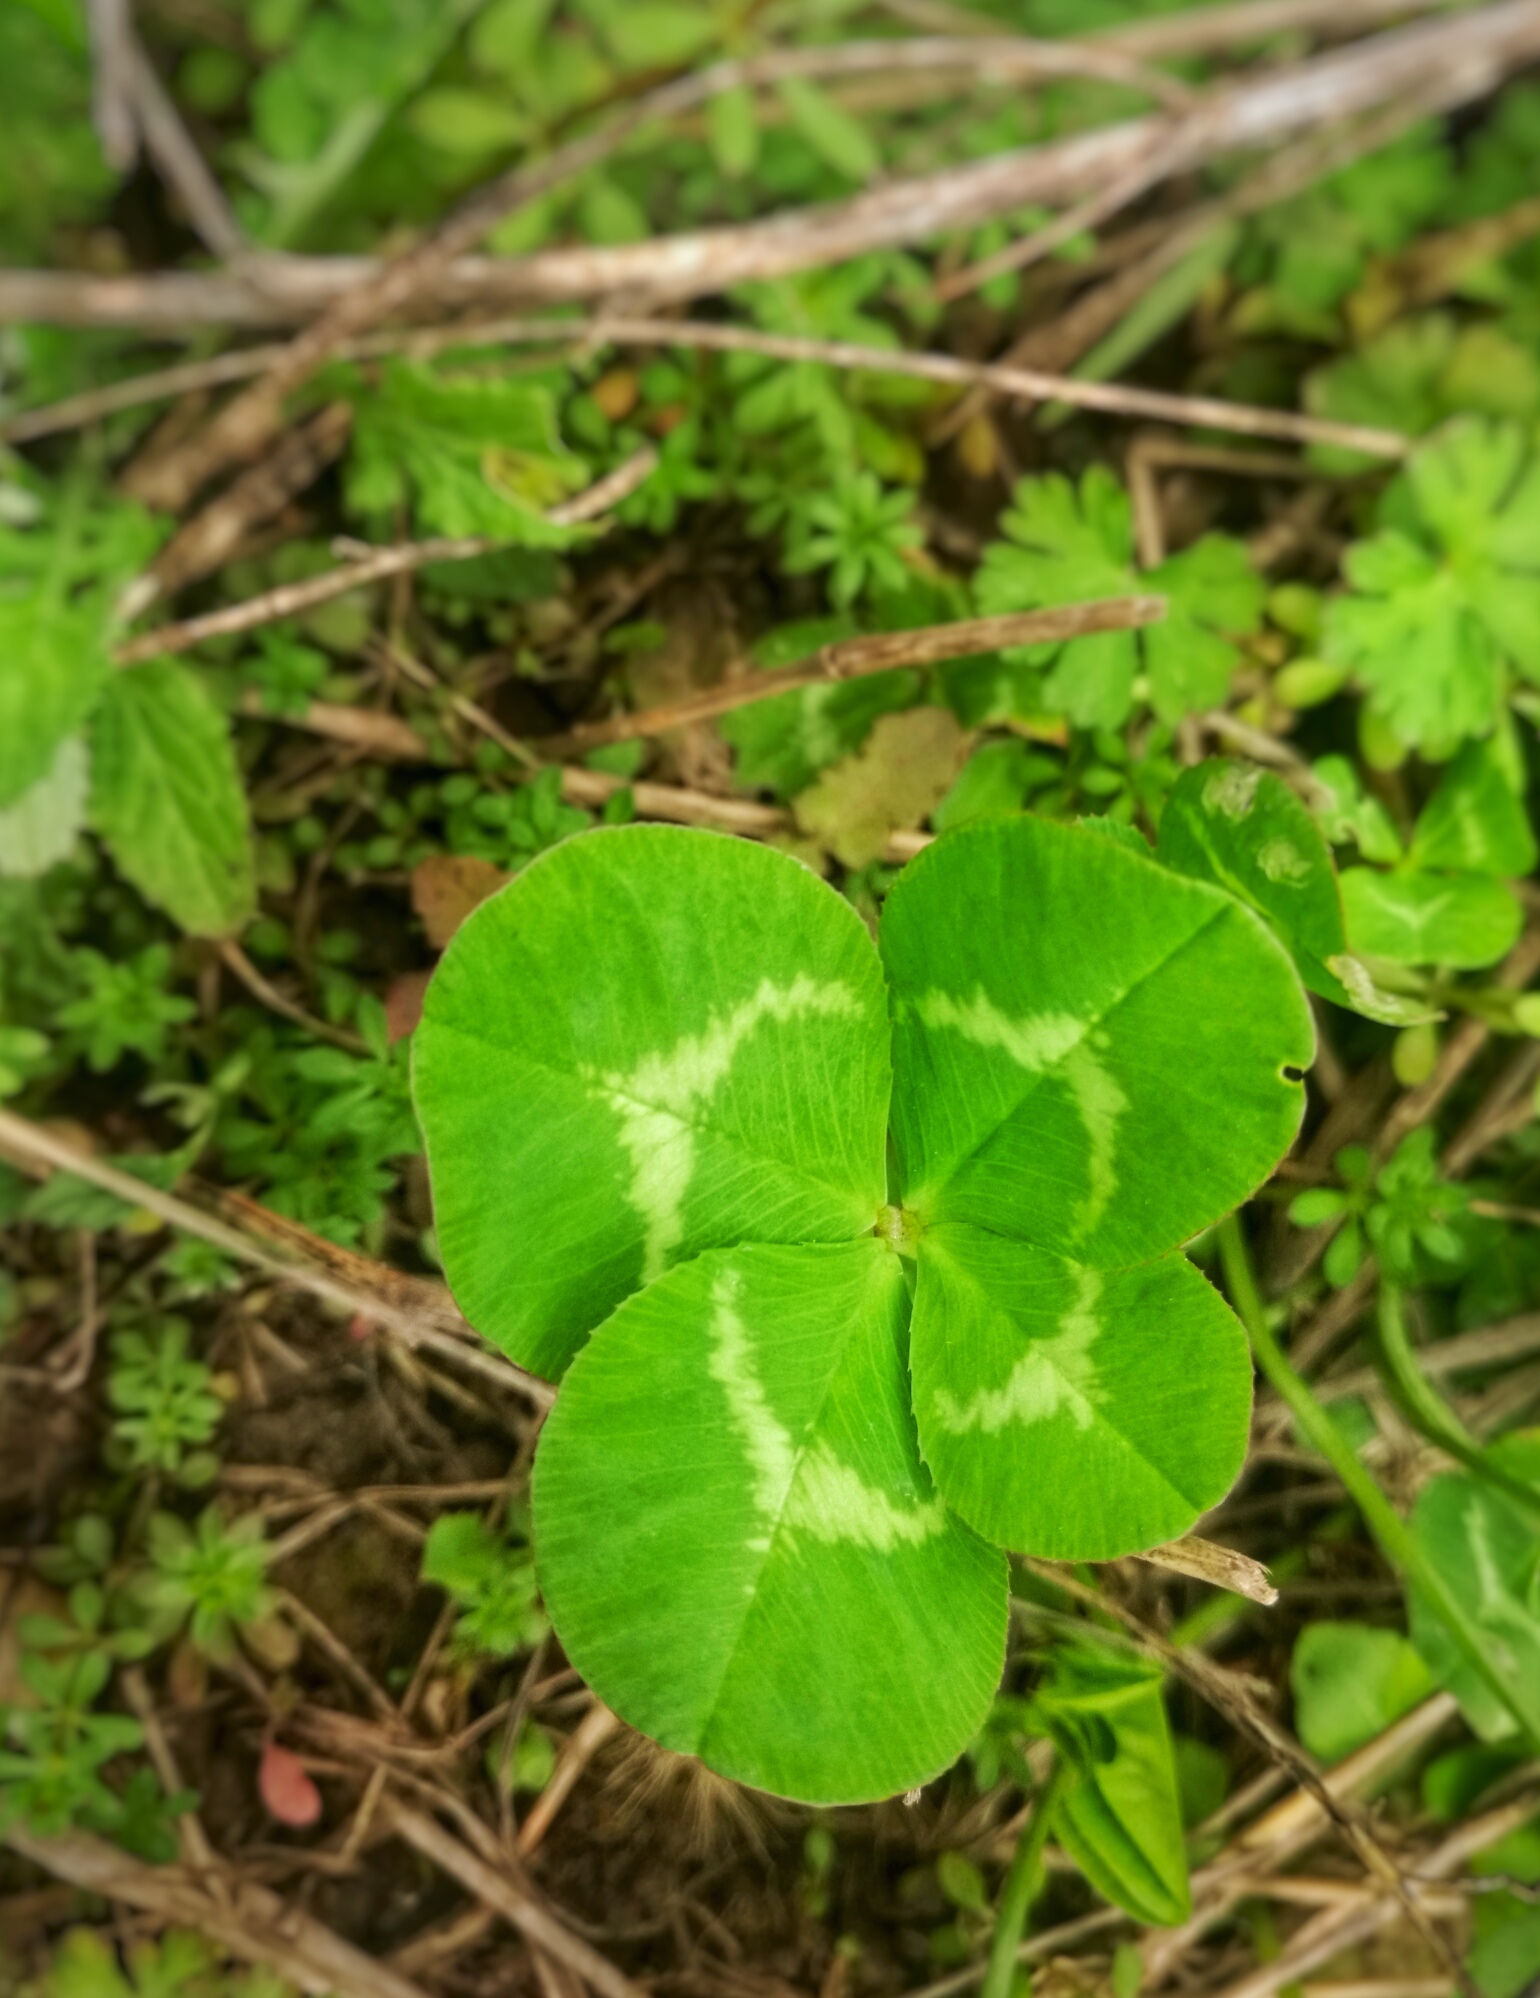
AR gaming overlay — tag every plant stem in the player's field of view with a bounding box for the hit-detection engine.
[1373,1283,1540,1526]
[1215,1212,1538,1749]
[981,1757,1067,1998]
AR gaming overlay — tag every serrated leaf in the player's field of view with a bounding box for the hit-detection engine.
[0,734,88,878]
[533,1239,1006,1803]
[90,660,256,937]
[793,706,967,867]
[342,359,588,543]
[1156,760,1348,1005]
[1340,866,1522,969]
[414,827,892,1381]
[1324,418,1540,751]
[0,596,110,809]
[1304,315,1540,474]
[974,467,1260,728]
[1036,1638,1190,1926]
[881,817,1308,1555]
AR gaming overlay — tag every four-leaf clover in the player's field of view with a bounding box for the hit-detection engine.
[413,820,1309,1802]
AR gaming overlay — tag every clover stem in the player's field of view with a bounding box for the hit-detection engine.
[980,1754,1066,1998]
[1216,1211,1540,1749]
[1372,1282,1540,1527]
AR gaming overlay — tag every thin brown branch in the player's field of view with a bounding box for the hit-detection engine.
[10,309,1409,465]
[935,125,1195,302]
[217,939,368,1054]
[388,1802,644,1998]
[547,599,1167,754]
[112,445,656,660]
[1210,1792,1540,1998]
[1096,0,1461,57]
[123,400,354,616]
[0,1107,554,1409]
[931,78,1458,444]
[1308,1311,1540,1405]
[125,36,246,259]
[516,1703,620,1858]
[6,1821,432,1998]
[122,33,1192,513]
[10,3,1537,358]
[85,0,136,171]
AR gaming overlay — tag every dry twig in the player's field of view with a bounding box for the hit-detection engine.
[548,598,1166,753]
[5,1821,430,1998]
[0,1107,553,1408]
[388,1803,643,1998]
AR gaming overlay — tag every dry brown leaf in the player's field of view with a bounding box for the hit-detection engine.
[410,855,508,950]
[793,707,968,868]
[384,969,433,1044]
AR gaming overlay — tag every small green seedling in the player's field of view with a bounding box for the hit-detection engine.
[414,820,1309,1802]
[420,1509,546,1658]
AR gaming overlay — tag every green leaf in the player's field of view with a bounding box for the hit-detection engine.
[532,1239,1007,1803]
[1289,1621,1434,1763]
[419,818,1314,1797]
[406,87,527,156]
[793,706,968,869]
[1340,866,1522,969]
[882,817,1308,1556]
[1408,1432,1540,1744]
[708,83,759,179]
[1304,315,1540,475]
[90,661,256,937]
[414,827,892,1380]
[777,77,878,183]
[1035,1638,1190,1926]
[1324,418,1540,753]
[0,734,88,878]
[719,617,917,799]
[933,740,1047,831]
[342,360,588,543]
[974,467,1261,727]
[1410,738,1538,877]
[910,1226,1252,1558]
[882,817,1311,1262]
[1470,1912,1540,1998]
[0,597,109,809]
[1156,760,1348,1004]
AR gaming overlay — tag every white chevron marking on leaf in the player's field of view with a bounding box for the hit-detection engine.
[594,975,860,1284]
[932,1269,1105,1434]
[915,989,1127,1236]
[708,1271,945,1552]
